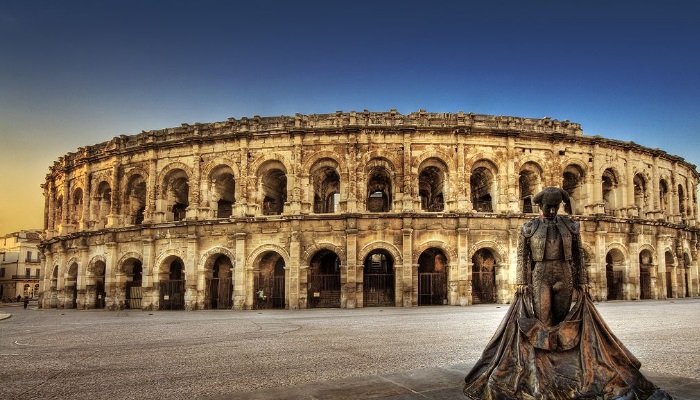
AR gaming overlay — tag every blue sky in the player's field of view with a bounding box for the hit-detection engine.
[1,0,699,233]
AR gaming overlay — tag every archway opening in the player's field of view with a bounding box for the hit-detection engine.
[125,174,146,225]
[639,250,652,300]
[206,255,233,309]
[66,262,79,308]
[664,251,674,298]
[472,248,497,304]
[417,248,448,305]
[363,250,395,307]
[418,162,445,212]
[124,259,143,309]
[311,162,340,214]
[91,260,106,309]
[308,250,341,308]
[471,166,494,212]
[606,250,624,300]
[254,252,285,309]
[159,258,185,310]
[562,164,585,215]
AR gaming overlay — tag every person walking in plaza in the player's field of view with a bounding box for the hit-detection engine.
[23,296,29,309]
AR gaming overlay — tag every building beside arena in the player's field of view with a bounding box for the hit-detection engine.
[38,110,699,310]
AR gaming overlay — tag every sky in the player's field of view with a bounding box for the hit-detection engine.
[1,0,699,234]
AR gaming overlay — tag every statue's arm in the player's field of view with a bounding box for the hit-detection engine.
[572,222,587,285]
[516,231,530,286]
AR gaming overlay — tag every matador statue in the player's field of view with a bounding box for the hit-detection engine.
[464,187,673,400]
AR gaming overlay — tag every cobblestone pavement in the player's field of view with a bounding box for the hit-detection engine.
[1,298,699,399]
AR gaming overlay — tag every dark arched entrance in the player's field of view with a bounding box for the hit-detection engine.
[254,252,285,309]
[363,250,395,307]
[125,260,143,309]
[66,263,78,309]
[206,255,233,309]
[159,258,185,310]
[308,250,341,308]
[639,250,652,300]
[91,261,106,309]
[606,251,624,300]
[472,248,497,304]
[417,248,448,305]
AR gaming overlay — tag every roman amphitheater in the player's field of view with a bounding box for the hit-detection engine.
[38,110,699,311]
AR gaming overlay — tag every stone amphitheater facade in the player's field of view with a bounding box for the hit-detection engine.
[38,110,699,311]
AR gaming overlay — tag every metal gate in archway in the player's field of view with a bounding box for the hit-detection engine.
[606,270,623,300]
[205,278,233,309]
[308,274,341,308]
[640,269,652,299]
[363,273,394,307]
[418,272,447,305]
[159,280,185,310]
[254,275,285,309]
[472,270,496,304]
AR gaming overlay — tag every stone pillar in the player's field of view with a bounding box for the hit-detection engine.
[625,151,634,217]
[145,151,158,223]
[401,224,413,307]
[456,143,469,211]
[185,226,199,310]
[506,137,518,212]
[233,232,247,309]
[189,145,202,220]
[287,229,301,309]
[594,229,607,300]
[141,237,156,310]
[105,238,121,310]
[47,181,56,237]
[345,218,359,308]
[457,221,471,306]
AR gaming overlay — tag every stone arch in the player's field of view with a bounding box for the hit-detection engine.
[302,241,347,267]
[468,240,508,264]
[255,159,288,215]
[605,245,627,300]
[364,157,396,212]
[64,257,80,279]
[412,149,456,172]
[247,244,291,269]
[358,241,403,266]
[122,167,148,225]
[562,161,588,215]
[469,159,499,212]
[199,246,237,271]
[117,252,144,273]
[308,157,342,214]
[69,184,85,225]
[206,163,237,218]
[417,157,449,212]
[87,255,107,276]
[201,158,240,181]
[154,249,188,275]
[156,162,193,187]
[633,171,651,215]
[413,240,457,266]
[470,246,500,304]
[601,167,622,212]
[249,153,293,178]
[518,161,544,213]
[302,150,348,176]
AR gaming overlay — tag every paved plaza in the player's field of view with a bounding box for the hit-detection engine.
[1,298,699,399]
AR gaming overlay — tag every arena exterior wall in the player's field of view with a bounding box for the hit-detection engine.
[37,110,700,310]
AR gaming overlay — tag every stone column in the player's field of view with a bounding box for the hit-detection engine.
[233,232,247,309]
[595,228,607,300]
[345,219,358,308]
[105,238,120,310]
[401,224,413,307]
[457,221,471,306]
[107,159,120,227]
[185,226,199,310]
[288,229,301,309]
[145,150,158,223]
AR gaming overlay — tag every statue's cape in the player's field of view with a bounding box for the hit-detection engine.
[463,290,673,400]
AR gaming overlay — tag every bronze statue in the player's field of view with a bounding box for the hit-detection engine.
[464,187,673,400]
[516,187,586,326]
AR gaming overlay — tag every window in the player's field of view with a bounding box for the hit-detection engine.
[36,269,40,278]
[25,268,31,278]
[0,268,5,277]
[26,251,32,262]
